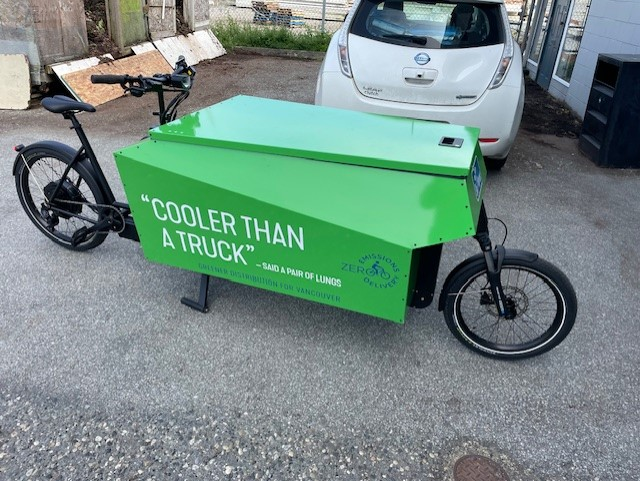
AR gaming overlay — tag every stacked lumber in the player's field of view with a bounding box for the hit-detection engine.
[251,1,305,27]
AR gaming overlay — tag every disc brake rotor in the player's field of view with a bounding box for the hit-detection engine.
[481,285,528,318]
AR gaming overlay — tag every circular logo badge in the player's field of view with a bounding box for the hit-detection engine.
[414,52,431,65]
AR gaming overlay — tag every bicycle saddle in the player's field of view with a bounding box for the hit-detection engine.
[41,95,96,114]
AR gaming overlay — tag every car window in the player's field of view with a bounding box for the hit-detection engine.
[350,0,505,49]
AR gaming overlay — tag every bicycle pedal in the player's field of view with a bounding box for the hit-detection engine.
[40,207,59,227]
[71,227,89,246]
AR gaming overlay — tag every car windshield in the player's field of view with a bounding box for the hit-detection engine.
[350,0,505,49]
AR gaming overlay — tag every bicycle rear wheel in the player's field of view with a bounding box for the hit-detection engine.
[443,254,577,359]
[15,146,108,251]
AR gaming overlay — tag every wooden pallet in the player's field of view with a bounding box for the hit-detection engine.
[251,1,305,27]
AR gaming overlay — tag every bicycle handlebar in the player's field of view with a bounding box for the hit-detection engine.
[88,56,195,124]
[90,56,196,93]
[91,74,130,85]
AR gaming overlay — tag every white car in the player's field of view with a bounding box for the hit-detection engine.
[315,0,524,170]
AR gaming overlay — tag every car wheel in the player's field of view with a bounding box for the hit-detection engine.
[484,156,507,171]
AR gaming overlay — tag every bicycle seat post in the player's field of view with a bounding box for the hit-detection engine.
[57,108,117,205]
[64,111,99,164]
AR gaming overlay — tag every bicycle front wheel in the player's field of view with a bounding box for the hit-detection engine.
[443,254,577,359]
[15,146,108,251]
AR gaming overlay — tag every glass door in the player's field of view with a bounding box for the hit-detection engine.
[553,0,591,83]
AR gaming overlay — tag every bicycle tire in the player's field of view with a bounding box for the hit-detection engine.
[484,156,508,171]
[443,254,577,359]
[15,146,108,251]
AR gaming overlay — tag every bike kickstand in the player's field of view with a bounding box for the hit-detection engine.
[181,273,210,313]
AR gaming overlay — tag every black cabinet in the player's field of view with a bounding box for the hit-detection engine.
[579,54,640,168]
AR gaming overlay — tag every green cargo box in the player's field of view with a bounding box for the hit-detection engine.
[114,96,486,322]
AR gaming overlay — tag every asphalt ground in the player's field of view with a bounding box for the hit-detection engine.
[1,53,639,480]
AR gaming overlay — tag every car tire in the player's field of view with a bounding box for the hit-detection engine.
[484,156,507,171]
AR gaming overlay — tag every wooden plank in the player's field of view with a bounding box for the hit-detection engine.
[154,32,226,66]
[191,30,226,60]
[31,0,88,64]
[153,36,187,66]
[131,42,157,54]
[183,0,210,31]
[0,54,31,110]
[107,0,148,48]
[147,0,177,40]
[176,36,200,66]
[61,50,172,106]
[49,55,114,77]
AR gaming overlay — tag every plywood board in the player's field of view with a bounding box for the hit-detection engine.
[50,55,114,100]
[62,50,172,106]
[0,54,31,110]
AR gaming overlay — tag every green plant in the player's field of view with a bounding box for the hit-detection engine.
[211,18,332,52]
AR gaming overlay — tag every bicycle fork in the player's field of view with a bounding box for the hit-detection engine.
[474,203,514,319]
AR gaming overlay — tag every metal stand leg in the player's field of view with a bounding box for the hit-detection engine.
[181,274,210,313]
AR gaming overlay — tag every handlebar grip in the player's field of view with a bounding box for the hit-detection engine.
[91,74,129,84]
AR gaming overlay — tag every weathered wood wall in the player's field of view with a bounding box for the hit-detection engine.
[0,1,41,83]
[184,0,210,31]
[147,0,177,40]
[30,0,88,64]
[106,0,148,49]
[0,0,87,84]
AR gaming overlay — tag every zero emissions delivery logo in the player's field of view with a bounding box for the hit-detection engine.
[342,253,400,289]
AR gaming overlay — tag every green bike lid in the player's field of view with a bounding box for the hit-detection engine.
[150,95,480,178]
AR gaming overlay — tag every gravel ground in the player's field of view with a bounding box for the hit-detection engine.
[1,53,639,481]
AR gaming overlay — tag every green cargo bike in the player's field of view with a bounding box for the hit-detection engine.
[12,57,577,359]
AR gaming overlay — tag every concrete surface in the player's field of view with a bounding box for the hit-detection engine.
[0,53,639,481]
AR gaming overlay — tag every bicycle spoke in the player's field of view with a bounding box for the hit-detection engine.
[17,152,108,250]
[455,265,562,350]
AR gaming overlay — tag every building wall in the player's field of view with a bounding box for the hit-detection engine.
[548,76,569,102]
[0,0,41,83]
[0,0,88,85]
[566,0,640,118]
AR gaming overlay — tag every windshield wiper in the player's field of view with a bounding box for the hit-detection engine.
[382,34,427,46]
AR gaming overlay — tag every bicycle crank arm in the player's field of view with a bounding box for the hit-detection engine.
[71,217,113,247]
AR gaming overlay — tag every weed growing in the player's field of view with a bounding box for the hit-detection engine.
[212,18,332,52]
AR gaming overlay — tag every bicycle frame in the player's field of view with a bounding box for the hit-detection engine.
[58,112,138,242]
[15,65,195,246]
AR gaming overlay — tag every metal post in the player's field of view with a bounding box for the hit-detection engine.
[321,0,327,33]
